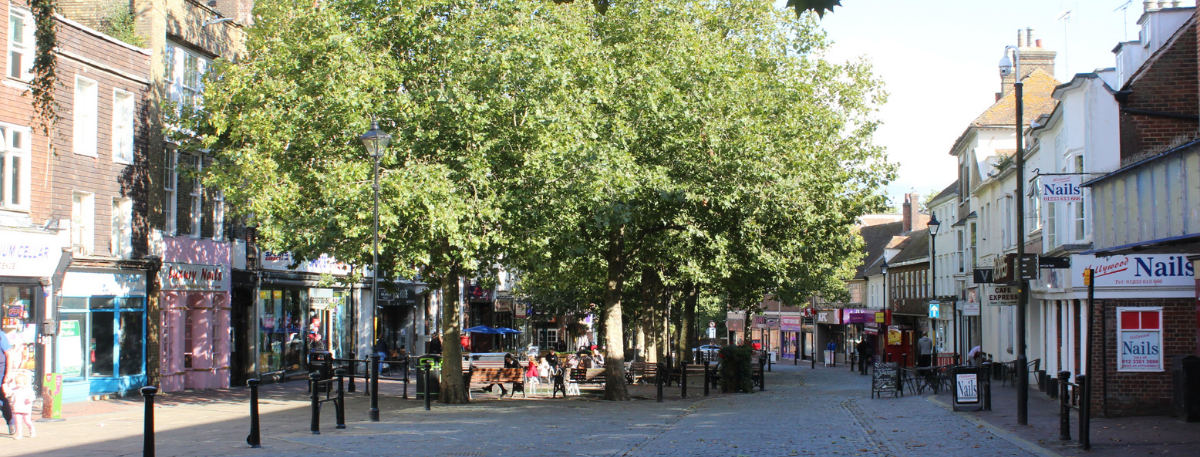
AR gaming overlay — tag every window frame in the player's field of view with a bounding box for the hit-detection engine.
[73,75,99,157]
[112,89,135,164]
[165,41,211,112]
[185,153,202,238]
[7,8,34,81]
[0,122,31,211]
[212,188,224,241]
[111,197,132,259]
[71,191,95,255]
[164,150,178,236]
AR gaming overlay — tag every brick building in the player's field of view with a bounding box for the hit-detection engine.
[1082,3,1200,417]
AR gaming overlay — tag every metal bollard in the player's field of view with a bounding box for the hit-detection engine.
[247,379,262,448]
[681,361,688,399]
[348,353,357,393]
[768,353,773,372]
[402,359,409,400]
[141,386,158,457]
[760,355,767,391]
[703,361,710,397]
[1077,374,1090,450]
[1058,371,1071,441]
[656,362,665,402]
[310,372,322,435]
[811,349,816,369]
[423,361,432,411]
[981,363,992,411]
[850,352,856,372]
[370,354,380,422]
[335,368,346,429]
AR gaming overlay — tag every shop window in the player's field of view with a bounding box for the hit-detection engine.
[120,311,144,377]
[258,288,307,374]
[58,296,145,380]
[1,285,36,373]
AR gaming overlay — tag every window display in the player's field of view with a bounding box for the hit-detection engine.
[2,285,36,372]
[258,288,307,374]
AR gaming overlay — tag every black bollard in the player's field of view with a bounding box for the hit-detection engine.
[768,353,772,372]
[1077,374,1090,450]
[247,379,262,448]
[681,361,688,399]
[1058,371,1071,441]
[348,353,357,393]
[812,348,816,369]
[850,352,856,372]
[310,372,322,435]
[423,361,432,411]
[141,386,158,457]
[370,354,380,422]
[703,361,710,397]
[981,363,992,411]
[335,368,346,429]
[402,358,409,400]
[656,362,664,402]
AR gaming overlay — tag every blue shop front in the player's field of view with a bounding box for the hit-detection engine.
[57,270,148,402]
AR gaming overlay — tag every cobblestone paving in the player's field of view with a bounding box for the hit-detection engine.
[6,363,1051,457]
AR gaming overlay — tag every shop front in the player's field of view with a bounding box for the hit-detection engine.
[158,237,232,392]
[780,316,801,360]
[815,309,843,363]
[1,229,68,398]
[257,252,359,382]
[58,270,147,402]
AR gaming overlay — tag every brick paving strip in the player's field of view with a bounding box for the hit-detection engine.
[0,365,1092,457]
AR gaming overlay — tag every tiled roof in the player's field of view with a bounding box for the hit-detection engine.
[929,180,959,205]
[889,229,930,264]
[972,69,1061,127]
[854,221,905,277]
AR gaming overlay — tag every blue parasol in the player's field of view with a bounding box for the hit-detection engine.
[464,325,501,334]
[496,327,523,335]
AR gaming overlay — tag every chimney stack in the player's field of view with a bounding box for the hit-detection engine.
[1026,28,1034,48]
[902,195,913,232]
[1000,27,1057,97]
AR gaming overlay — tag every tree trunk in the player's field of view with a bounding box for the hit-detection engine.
[439,273,469,404]
[660,291,671,365]
[671,290,683,368]
[601,229,630,401]
[681,283,698,363]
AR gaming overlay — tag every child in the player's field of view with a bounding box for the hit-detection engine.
[8,370,35,439]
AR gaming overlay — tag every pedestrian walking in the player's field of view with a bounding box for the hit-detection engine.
[856,340,871,375]
[0,331,13,435]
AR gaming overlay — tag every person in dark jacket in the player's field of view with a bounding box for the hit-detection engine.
[856,340,872,375]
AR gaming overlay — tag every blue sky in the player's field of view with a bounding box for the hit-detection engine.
[778,0,1161,209]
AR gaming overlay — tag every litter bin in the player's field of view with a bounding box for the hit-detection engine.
[1174,355,1200,422]
[308,351,333,392]
[416,354,442,399]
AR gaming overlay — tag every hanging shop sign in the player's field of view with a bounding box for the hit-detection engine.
[1073,254,1195,289]
[1117,307,1164,372]
[986,284,1018,306]
[1041,175,1083,203]
[816,310,842,325]
[0,230,63,278]
[958,302,981,316]
[727,318,744,332]
[159,263,229,292]
[780,316,802,332]
[513,302,528,318]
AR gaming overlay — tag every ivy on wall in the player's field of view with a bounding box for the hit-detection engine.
[31,0,58,139]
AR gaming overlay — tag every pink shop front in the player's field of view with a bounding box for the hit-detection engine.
[158,237,232,392]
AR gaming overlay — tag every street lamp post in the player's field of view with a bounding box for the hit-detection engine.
[928,214,940,365]
[360,119,392,415]
[999,46,1029,426]
[880,259,889,365]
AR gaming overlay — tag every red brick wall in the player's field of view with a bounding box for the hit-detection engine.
[1119,20,1199,164]
[49,18,152,257]
[1088,298,1198,417]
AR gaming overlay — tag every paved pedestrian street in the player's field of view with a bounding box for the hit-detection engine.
[3,363,1057,457]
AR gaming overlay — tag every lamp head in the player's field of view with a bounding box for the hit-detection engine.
[360,120,392,158]
[928,214,941,235]
[880,259,889,275]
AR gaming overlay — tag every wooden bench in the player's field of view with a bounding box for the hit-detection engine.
[570,368,606,385]
[628,362,659,385]
[465,362,528,398]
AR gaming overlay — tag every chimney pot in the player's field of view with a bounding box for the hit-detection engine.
[1144,1,1155,11]
[1036,38,1042,48]
[1026,28,1034,48]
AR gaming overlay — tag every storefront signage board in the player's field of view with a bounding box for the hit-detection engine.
[261,252,353,276]
[816,310,842,325]
[1073,255,1195,289]
[952,367,982,411]
[63,271,147,296]
[494,297,513,312]
[727,319,744,331]
[780,316,802,332]
[514,302,527,318]
[1117,307,1164,372]
[959,302,981,316]
[160,263,229,292]
[0,230,62,277]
